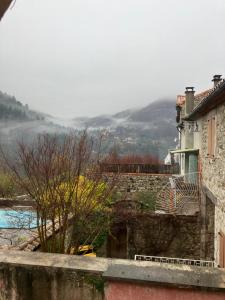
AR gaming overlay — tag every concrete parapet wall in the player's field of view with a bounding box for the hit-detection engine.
[0,251,106,300]
[105,282,225,300]
[0,251,225,300]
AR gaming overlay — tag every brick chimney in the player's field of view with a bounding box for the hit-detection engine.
[185,87,195,116]
[212,75,222,87]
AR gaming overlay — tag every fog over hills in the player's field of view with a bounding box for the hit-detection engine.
[67,99,175,129]
[0,91,67,147]
[63,99,177,158]
[0,91,177,158]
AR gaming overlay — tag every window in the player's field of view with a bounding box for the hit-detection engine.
[219,231,225,268]
[207,116,216,157]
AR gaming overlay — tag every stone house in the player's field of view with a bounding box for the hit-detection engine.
[174,75,225,266]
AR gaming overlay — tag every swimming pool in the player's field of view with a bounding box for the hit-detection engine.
[0,209,37,229]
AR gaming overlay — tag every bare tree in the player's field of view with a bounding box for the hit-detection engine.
[2,131,118,254]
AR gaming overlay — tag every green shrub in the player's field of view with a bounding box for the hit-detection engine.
[0,172,16,198]
[84,274,105,292]
[133,190,157,211]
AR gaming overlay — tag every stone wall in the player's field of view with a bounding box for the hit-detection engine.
[200,102,225,264]
[107,213,201,260]
[110,173,170,194]
[200,192,215,261]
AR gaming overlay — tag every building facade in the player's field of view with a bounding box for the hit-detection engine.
[174,75,225,266]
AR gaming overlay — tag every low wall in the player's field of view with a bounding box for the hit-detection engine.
[0,251,105,300]
[0,198,35,208]
[0,251,225,300]
[105,282,224,300]
[108,212,201,259]
[107,173,170,194]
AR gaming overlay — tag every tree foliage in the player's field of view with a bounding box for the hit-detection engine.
[2,132,118,254]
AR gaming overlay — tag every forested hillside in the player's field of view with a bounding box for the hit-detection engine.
[0,90,177,159]
[0,91,43,121]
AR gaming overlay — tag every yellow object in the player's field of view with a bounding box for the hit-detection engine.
[83,252,96,257]
[70,245,96,257]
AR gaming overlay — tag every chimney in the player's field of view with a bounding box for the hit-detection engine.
[185,87,195,116]
[212,75,222,87]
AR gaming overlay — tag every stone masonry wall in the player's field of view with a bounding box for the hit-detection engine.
[109,174,170,194]
[200,102,225,265]
[108,213,201,260]
[199,193,215,261]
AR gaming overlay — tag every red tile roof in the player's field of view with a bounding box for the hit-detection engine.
[194,89,212,101]
[176,89,212,106]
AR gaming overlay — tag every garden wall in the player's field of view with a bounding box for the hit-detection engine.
[106,173,170,194]
[107,212,201,260]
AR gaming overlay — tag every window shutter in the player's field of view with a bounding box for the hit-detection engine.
[219,232,225,268]
[211,117,216,156]
[207,119,212,156]
[224,237,225,268]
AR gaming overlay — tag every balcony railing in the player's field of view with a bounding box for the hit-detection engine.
[155,172,200,214]
[99,163,179,174]
[134,255,215,268]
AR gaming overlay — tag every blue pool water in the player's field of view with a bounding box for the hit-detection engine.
[0,209,37,229]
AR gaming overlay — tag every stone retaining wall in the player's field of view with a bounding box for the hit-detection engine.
[107,173,170,194]
[108,213,201,260]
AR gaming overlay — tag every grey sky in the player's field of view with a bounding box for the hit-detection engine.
[0,0,225,118]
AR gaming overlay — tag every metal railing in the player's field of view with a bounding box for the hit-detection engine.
[99,163,179,174]
[134,255,215,268]
[155,172,200,214]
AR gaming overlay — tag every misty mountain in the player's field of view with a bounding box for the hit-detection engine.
[66,99,177,159]
[0,91,67,147]
[0,90,177,159]
[69,99,175,130]
[0,91,44,121]
[128,100,175,123]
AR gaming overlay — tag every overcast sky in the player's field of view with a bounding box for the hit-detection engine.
[0,0,225,118]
